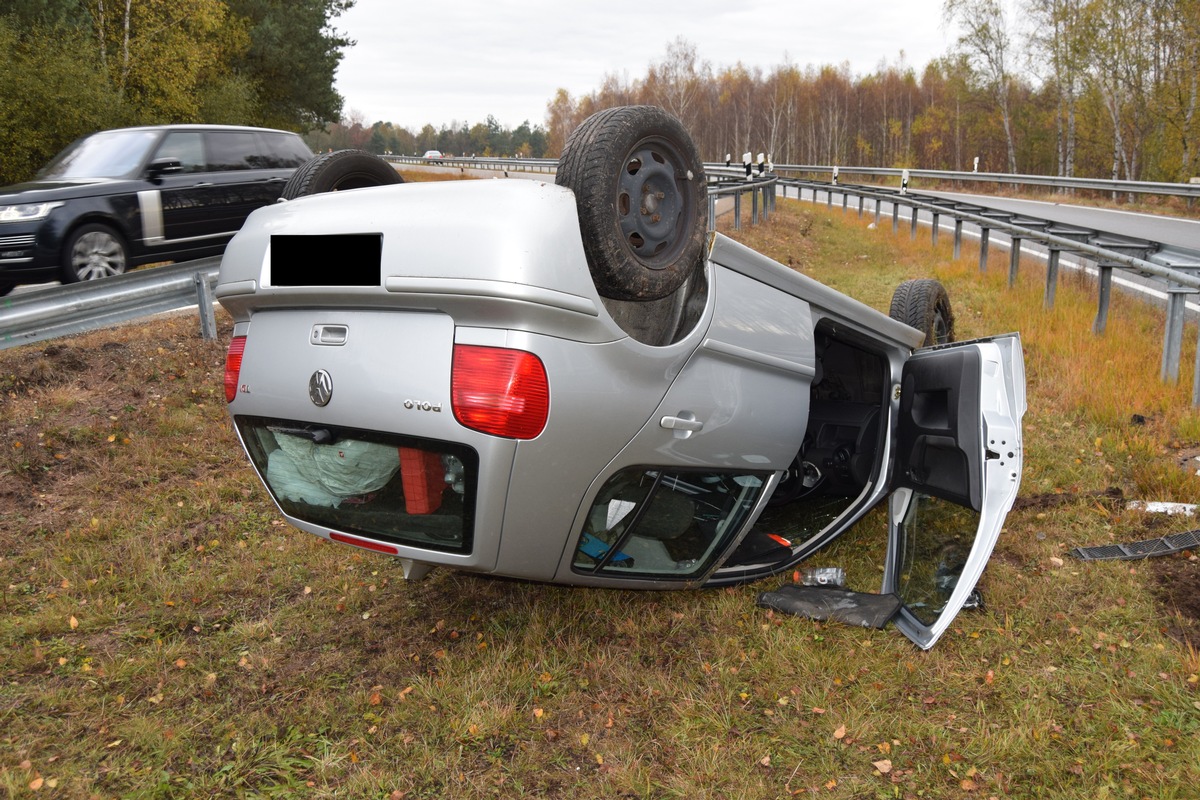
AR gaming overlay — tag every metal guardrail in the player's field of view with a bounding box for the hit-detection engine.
[0,258,220,351]
[770,164,1200,200]
[783,179,1200,406]
[385,155,1200,200]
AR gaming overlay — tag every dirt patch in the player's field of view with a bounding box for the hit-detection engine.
[1012,487,1124,512]
[1147,553,1200,646]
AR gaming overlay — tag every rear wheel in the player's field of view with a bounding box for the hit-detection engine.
[889,279,954,346]
[281,149,404,199]
[62,223,127,283]
[556,105,707,301]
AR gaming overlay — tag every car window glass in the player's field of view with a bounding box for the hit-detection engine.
[260,132,313,168]
[574,467,767,579]
[205,131,259,171]
[894,492,981,626]
[37,130,159,179]
[154,132,205,173]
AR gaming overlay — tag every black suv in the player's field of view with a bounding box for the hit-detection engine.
[0,124,314,295]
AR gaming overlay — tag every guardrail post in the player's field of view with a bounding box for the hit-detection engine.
[874,198,881,226]
[841,192,848,212]
[910,208,919,240]
[1008,237,1023,287]
[857,195,864,218]
[734,192,742,231]
[826,187,833,210]
[752,186,760,225]
[1194,325,1200,407]
[931,211,940,246]
[892,203,900,234]
[953,219,963,259]
[979,228,990,272]
[1045,250,1062,308]
[1093,265,1113,334]
[194,272,217,340]
[1161,286,1188,383]
[708,194,717,231]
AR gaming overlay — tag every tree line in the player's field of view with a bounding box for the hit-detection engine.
[541,0,1199,183]
[309,114,550,159]
[0,0,353,185]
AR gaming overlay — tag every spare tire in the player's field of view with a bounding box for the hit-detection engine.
[556,105,706,301]
[281,149,403,199]
[889,278,955,346]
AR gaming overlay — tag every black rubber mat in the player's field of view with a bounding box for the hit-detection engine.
[757,585,903,629]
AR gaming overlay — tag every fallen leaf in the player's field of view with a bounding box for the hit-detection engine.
[873,759,893,773]
[833,724,847,740]
[369,692,382,706]
[29,777,44,791]
[69,616,79,630]
[759,755,771,767]
[174,658,187,669]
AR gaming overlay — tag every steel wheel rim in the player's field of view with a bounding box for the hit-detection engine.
[615,138,693,271]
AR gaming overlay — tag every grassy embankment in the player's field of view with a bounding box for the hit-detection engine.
[1,189,1198,798]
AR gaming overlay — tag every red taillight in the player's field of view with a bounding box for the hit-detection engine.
[451,345,549,439]
[224,335,246,403]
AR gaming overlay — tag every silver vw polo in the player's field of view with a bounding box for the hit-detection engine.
[218,107,1025,648]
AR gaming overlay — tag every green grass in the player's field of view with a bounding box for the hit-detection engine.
[1,199,1198,798]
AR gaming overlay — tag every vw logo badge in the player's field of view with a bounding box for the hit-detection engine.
[308,369,333,407]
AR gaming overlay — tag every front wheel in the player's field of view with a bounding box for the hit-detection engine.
[889,278,954,346]
[62,223,128,283]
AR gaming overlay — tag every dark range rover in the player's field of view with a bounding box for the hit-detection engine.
[0,124,313,296]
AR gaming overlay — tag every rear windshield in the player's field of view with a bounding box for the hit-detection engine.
[38,130,160,180]
[236,416,477,554]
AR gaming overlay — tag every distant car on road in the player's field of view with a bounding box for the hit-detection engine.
[0,124,313,296]
[422,150,445,163]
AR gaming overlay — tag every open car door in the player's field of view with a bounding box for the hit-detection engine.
[883,334,1025,649]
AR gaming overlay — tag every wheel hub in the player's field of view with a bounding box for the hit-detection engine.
[617,144,687,268]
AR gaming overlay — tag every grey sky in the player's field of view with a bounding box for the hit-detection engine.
[333,0,961,131]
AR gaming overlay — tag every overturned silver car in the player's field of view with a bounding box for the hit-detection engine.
[218,107,1025,648]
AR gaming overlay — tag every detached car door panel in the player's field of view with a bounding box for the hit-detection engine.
[884,334,1025,649]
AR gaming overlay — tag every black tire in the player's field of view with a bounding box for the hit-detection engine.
[0,282,14,297]
[61,223,128,284]
[281,149,403,199]
[889,278,955,346]
[556,105,706,301]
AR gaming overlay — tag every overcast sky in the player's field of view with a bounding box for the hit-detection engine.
[332,0,962,131]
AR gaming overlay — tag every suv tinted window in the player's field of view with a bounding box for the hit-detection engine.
[205,131,260,171]
[260,132,313,168]
[155,131,206,173]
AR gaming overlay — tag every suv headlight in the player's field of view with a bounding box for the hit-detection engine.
[0,202,63,222]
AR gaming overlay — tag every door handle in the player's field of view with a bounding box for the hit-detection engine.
[660,415,703,432]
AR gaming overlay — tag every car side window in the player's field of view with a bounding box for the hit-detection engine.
[154,132,205,173]
[573,467,767,579]
[260,132,313,168]
[205,131,259,171]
